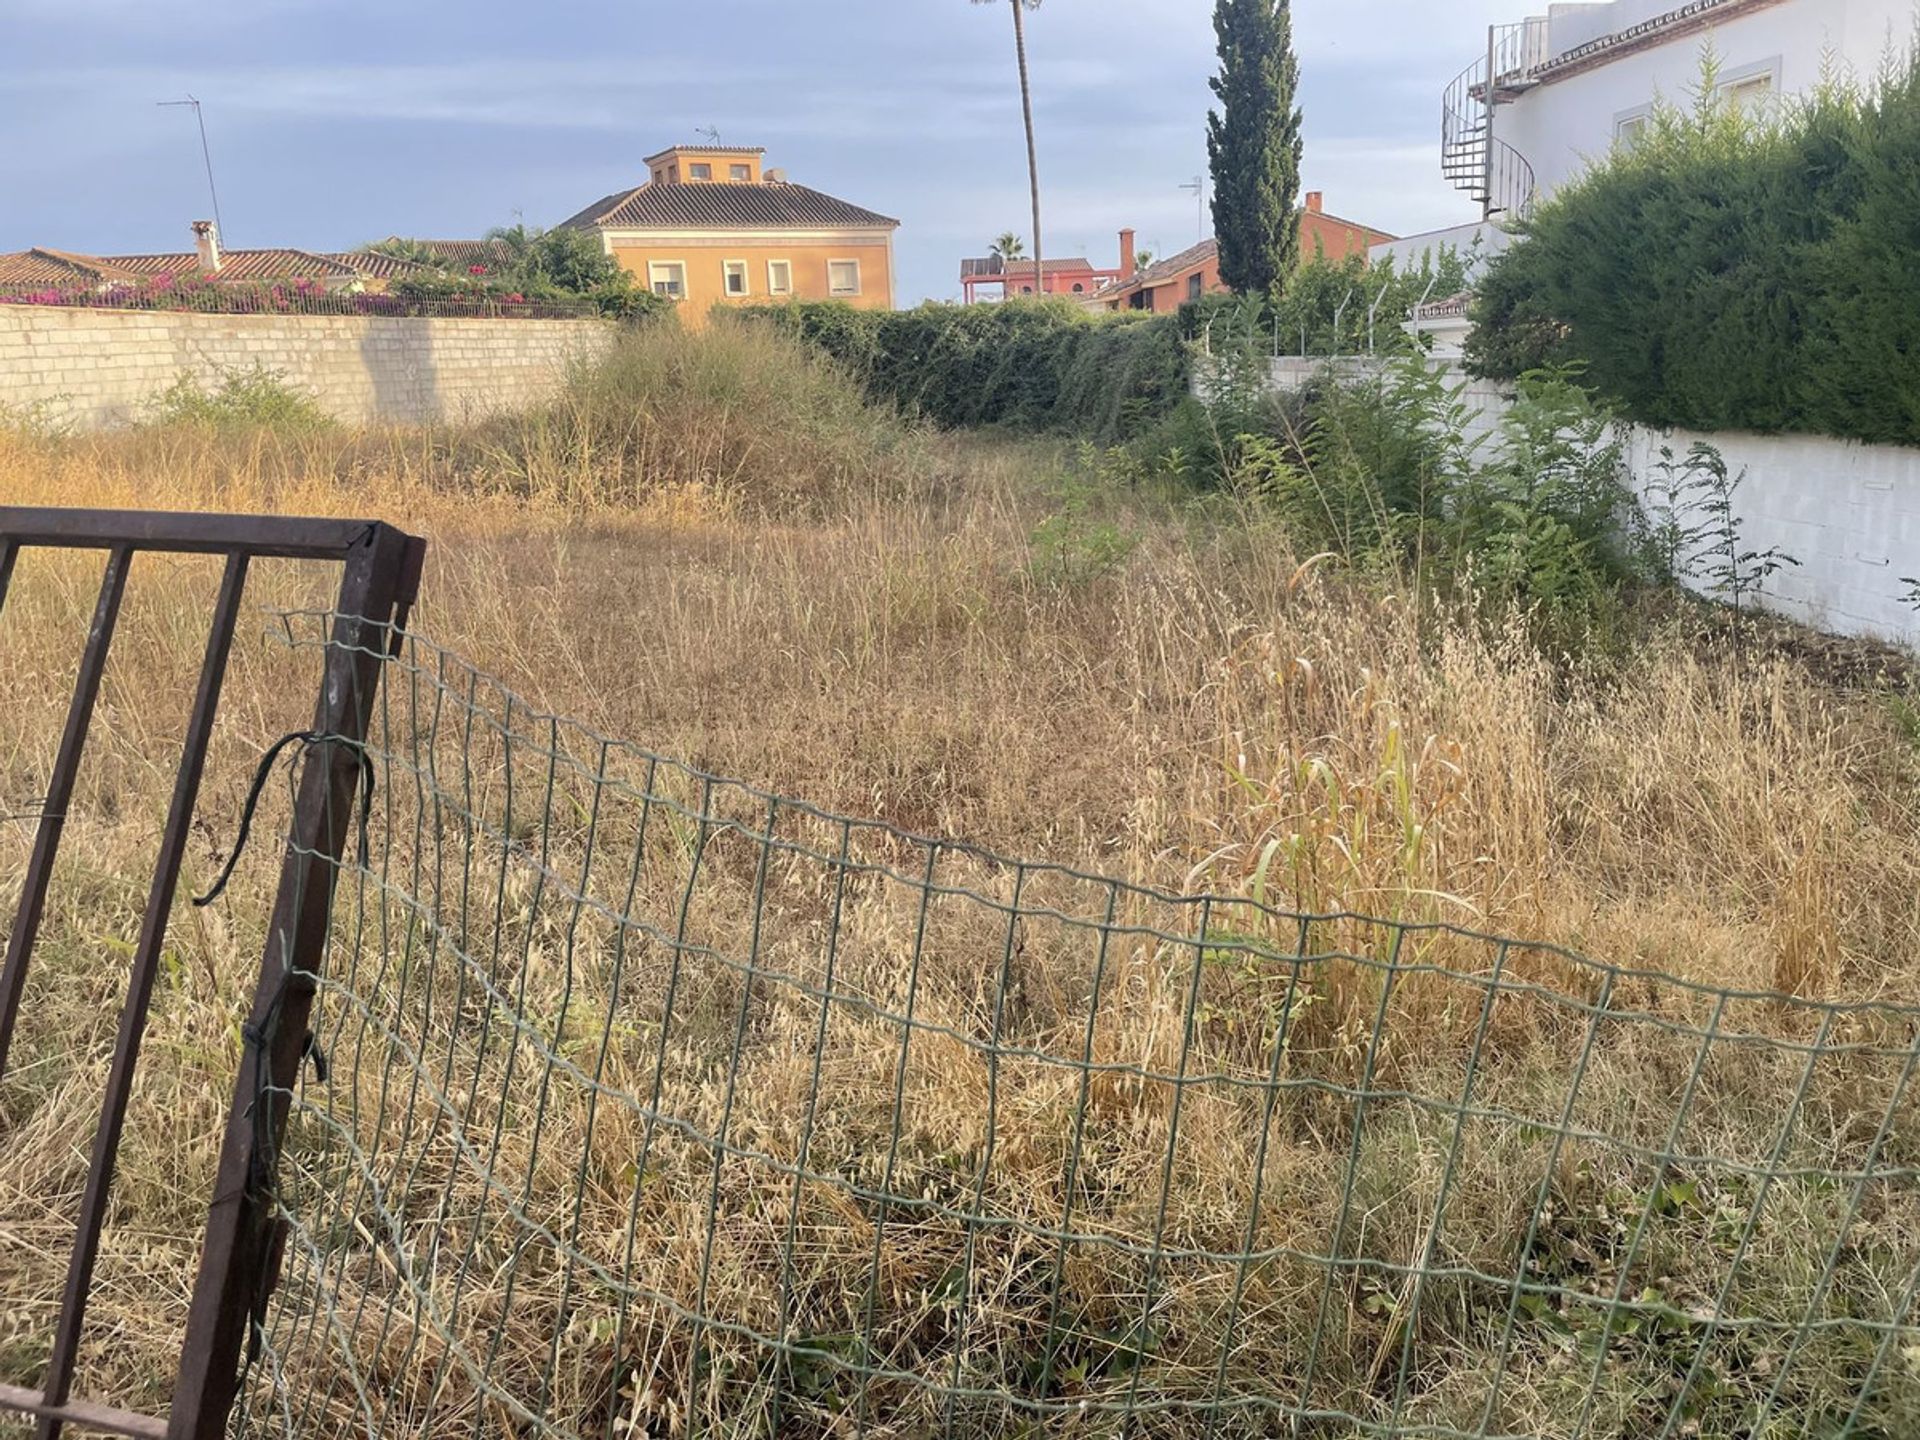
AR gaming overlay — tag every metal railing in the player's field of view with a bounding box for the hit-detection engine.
[1441,21,1546,220]
[0,509,425,1440]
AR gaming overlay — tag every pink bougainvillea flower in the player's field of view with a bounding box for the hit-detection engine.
[469,264,487,276]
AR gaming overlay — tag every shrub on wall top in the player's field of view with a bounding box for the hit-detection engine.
[1467,55,1920,448]
[745,300,1191,444]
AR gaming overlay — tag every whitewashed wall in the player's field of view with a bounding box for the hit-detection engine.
[1498,0,1912,197]
[1249,357,1920,648]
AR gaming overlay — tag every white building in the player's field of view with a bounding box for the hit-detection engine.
[1378,0,1912,275]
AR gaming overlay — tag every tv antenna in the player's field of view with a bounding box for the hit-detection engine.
[158,96,225,241]
[1179,175,1205,241]
[696,125,723,144]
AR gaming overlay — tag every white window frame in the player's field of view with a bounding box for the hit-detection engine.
[827,258,862,297]
[766,259,793,297]
[729,163,752,182]
[723,259,750,297]
[1613,102,1655,144]
[647,260,687,300]
[1718,57,1783,112]
[688,162,713,181]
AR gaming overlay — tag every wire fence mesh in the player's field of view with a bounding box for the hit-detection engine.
[230,613,1920,1440]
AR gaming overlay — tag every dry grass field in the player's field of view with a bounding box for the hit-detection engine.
[0,322,1916,1437]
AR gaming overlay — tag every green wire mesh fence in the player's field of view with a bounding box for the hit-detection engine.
[232,614,1920,1440]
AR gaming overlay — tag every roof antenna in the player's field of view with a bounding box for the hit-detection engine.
[1178,176,1205,242]
[696,125,722,144]
[158,96,225,242]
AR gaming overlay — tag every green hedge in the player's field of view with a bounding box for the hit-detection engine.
[744,301,1191,443]
[1468,60,1920,447]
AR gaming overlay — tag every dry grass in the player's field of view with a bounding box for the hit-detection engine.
[0,322,1916,1437]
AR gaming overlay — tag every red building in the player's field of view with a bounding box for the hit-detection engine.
[1090,194,1395,313]
[959,251,1123,303]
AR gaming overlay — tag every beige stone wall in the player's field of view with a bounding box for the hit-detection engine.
[0,306,614,430]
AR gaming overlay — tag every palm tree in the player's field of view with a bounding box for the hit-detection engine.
[990,231,1026,261]
[974,0,1044,299]
[1134,249,1155,272]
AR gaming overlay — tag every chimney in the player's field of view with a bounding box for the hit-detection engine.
[191,219,221,272]
[1119,227,1136,275]
[1305,191,1324,214]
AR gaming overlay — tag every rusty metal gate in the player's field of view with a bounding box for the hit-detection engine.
[0,508,424,1440]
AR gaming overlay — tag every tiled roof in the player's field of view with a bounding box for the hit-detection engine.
[103,249,365,282]
[1134,238,1218,288]
[386,239,517,266]
[1088,238,1219,304]
[1532,0,1782,85]
[325,251,439,280]
[562,181,898,232]
[0,249,140,289]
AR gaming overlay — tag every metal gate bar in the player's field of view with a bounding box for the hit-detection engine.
[0,508,425,1440]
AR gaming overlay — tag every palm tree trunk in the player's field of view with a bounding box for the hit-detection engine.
[1009,0,1043,300]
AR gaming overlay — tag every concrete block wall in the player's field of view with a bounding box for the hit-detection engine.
[0,305,614,429]
[1248,356,1920,648]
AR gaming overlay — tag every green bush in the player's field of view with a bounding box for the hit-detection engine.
[1207,355,1654,649]
[1468,55,1920,446]
[745,300,1191,444]
[1191,247,1473,360]
[146,366,332,432]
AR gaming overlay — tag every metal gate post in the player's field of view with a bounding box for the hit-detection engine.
[166,522,420,1440]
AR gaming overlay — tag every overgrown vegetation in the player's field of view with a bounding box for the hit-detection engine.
[377,224,674,320]
[748,299,1192,443]
[1469,53,1920,446]
[145,365,333,432]
[0,323,1914,1437]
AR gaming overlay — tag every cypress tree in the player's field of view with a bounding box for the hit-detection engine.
[1207,0,1304,296]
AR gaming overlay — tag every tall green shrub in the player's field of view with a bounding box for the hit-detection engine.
[747,301,1190,443]
[1469,57,1920,447]
[1207,0,1304,295]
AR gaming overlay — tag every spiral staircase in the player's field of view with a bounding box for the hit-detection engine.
[1442,22,1549,220]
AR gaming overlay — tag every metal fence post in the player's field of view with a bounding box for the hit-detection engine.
[165,522,420,1440]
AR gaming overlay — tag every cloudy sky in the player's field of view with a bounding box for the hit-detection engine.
[1,0,1521,303]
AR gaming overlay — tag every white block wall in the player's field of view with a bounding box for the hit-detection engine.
[1251,357,1920,647]
[0,305,614,430]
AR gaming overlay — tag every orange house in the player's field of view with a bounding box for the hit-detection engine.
[560,146,900,322]
[1092,192,1394,313]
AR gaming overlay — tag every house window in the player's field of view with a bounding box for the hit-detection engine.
[730,163,751,181]
[1072,282,1085,293]
[1187,272,1204,301]
[828,259,861,296]
[1615,110,1652,146]
[1718,58,1782,114]
[767,259,793,296]
[647,261,687,299]
[689,162,712,180]
[724,260,749,296]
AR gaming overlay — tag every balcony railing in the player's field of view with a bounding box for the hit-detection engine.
[1441,21,1549,221]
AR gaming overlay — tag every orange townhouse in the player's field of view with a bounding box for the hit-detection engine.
[560,145,900,322]
[1092,192,1394,314]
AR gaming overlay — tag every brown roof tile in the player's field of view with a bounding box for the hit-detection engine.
[378,239,516,267]
[102,249,364,282]
[0,249,140,289]
[326,251,439,280]
[563,181,898,232]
